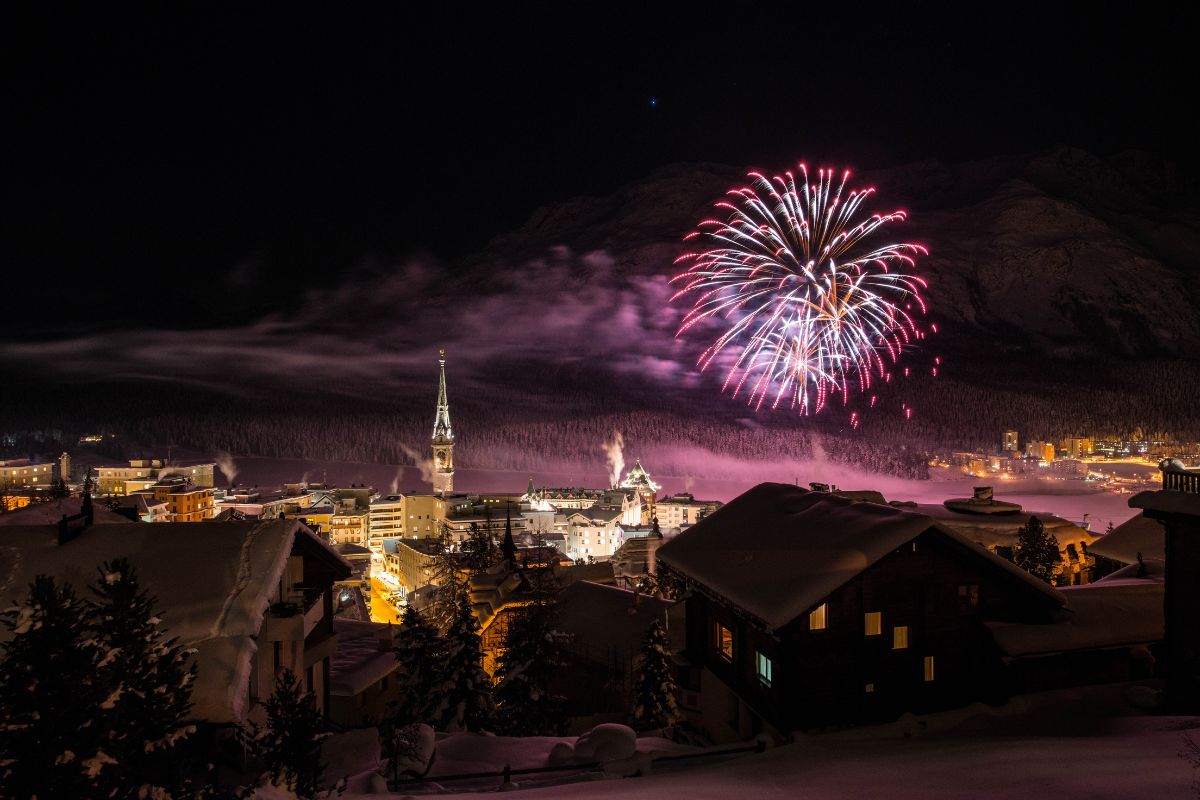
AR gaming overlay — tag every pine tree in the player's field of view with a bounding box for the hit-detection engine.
[462,521,497,574]
[49,476,70,499]
[388,605,446,725]
[432,588,494,732]
[1015,516,1061,585]
[426,523,464,634]
[88,558,197,799]
[0,575,107,798]
[244,668,327,798]
[630,620,681,732]
[494,586,570,736]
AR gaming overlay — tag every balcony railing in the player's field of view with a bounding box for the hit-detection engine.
[1163,468,1200,494]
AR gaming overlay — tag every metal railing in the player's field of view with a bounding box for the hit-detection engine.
[390,739,767,792]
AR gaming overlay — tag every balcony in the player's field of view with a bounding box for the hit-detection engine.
[1162,461,1200,494]
[263,585,326,641]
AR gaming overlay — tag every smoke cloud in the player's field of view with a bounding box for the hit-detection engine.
[215,450,239,486]
[397,443,435,486]
[603,431,625,489]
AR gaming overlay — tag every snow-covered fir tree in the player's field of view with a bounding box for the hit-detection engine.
[630,619,681,731]
[432,587,495,732]
[426,524,465,634]
[387,605,446,727]
[0,575,108,799]
[1015,516,1061,585]
[494,581,570,736]
[244,668,328,798]
[88,557,197,799]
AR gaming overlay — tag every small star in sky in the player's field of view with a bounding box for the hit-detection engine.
[648,97,658,108]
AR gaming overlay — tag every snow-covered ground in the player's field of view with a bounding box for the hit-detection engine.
[327,684,1197,799]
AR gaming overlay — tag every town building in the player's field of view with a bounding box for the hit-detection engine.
[1024,441,1056,462]
[95,459,216,496]
[328,618,400,728]
[564,505,627,561]
[0,518,351,726]
[1003,430,1019,452]
[657,483,1065,741]
[404,493,449,538]
[620,460,662,524]
[146,477,216,522]
[654,492,723,531]
[0,458,57,490]
[556,581,677,726]
[368,495,405,545]
[381,536,442,593]
[431,349,455,496]
[1060,437,1095,459]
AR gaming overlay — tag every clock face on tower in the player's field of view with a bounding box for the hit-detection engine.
[436,450,446,466]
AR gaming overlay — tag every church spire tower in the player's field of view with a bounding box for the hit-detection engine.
[431,348,455,496]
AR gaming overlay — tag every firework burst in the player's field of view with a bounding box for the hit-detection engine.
[671,164,931,416]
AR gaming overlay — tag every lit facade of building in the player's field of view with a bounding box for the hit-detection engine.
[1003,430,1019,452]
[96,460,215,496]
[150,480,216,522]
[0,459,55,489]
[655,493,722,530]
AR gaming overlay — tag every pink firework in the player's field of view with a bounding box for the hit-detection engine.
[671,164,930,415]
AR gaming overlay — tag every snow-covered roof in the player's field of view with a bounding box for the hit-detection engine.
[0,497,130,526]
[657,483,1062,632]
[906,503,1095,551]
[0,519,318,724]
[1087,515,1162,564]
[330,618,398,697]
[987,575,1163,657]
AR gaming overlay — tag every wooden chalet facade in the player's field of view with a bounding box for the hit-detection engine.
[657,483,1064,741]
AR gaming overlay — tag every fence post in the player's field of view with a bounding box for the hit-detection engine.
[502,763,511,787]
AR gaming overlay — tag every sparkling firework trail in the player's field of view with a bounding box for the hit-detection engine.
[671,164,931,416]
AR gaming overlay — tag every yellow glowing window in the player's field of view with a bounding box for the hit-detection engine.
[715,623,733,661]
[808,603,828,631]
[865,683,875,694]
[893,626,909,650]
[864,612,882,636]
[924,656,936,682]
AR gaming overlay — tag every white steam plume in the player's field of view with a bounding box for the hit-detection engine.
[603,431,625,489]
[215,450,239,486]
[398,444,435,486]
[388,465,404,495]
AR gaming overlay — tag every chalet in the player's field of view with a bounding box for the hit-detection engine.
[0,519,351,727]
[556,581,677,728]
[656,483,1063,741]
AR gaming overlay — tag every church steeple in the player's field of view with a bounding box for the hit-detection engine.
[431,349,455,496]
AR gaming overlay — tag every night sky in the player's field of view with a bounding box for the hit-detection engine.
[4,4,1196,338]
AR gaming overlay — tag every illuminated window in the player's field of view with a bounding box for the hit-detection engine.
[893,626,909,650]
[924,656,936,682]
[808,603,828,631]
[958,585,980,610]
[756,652,773,687]
[715,622,733,661]
[865,683,875,694]
[864,612,882,636]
